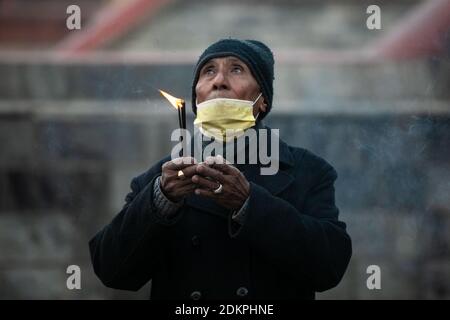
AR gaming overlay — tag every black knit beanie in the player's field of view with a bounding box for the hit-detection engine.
[191,38,274,120]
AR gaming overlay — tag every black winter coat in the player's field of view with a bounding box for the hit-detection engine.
[89,133,352,300]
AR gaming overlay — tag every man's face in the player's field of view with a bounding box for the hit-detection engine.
[195,56,267,117]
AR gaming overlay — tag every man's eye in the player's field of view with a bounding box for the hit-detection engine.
[231,66,243,73]
[204,67,215,75]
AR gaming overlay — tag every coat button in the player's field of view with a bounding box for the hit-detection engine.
[190,291,202,300]
[236,287,248,297]
[191,235,200,247]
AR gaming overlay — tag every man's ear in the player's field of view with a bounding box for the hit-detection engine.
[259,98,267,113]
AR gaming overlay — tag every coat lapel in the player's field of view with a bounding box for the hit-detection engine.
[243,164,294,196]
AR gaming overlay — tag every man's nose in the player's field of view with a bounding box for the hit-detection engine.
[212,71,229,90]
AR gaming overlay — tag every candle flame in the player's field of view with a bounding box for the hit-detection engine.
[159,89,184,109]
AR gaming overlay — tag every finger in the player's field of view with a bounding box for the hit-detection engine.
[196,164,226,183]
[204,156,216,166]
[214,154,232,165]
[170,180,196,192]
[175,177,197,187]
[163,171,197,188]
[211,163,240,175]
[202,155,231,166]
[163,157,198,171]
[178,184,197,195]
[178,164,199,178]
[194,188,217,198]
[191,175,220,190]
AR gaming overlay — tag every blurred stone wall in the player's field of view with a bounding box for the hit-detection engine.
[0,57,449,299]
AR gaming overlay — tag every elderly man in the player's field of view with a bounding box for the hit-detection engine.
[89,39,352,300]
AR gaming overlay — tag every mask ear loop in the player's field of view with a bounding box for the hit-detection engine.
[252,92,263,105]
[253,92,263,121]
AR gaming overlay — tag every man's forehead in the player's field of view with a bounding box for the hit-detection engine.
[205,56,245,65]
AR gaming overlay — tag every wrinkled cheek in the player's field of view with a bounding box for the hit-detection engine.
[195,82,208,101]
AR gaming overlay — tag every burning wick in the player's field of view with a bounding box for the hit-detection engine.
[159,89,186,130]
[159,89,186,156]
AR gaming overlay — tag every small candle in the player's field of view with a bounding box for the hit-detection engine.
[159,89,187,157]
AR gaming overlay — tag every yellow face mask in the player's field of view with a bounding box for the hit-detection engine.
[194,93,262,142]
